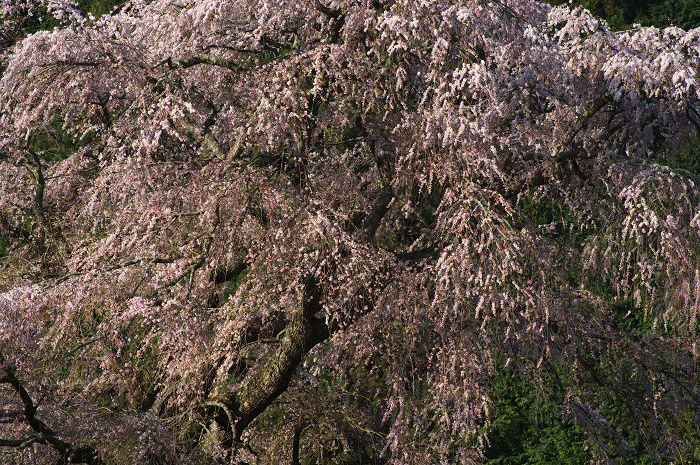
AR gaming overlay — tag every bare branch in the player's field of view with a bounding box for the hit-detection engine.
[0,434,48,449]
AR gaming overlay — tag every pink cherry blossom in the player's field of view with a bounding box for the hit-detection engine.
[1,0,699,463]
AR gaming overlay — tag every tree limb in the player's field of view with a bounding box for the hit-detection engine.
[0,434,48,449]
[222,274,327,441]
[216,263,389,451]
[359,189,393,242]
[551,95,609,161]
[291,413,309,465]
[179,55,243,72]
[315,1,344,43]
[314,0,342,19]
[0,353,103,464]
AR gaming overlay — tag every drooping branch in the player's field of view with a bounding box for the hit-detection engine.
[52,60,105,67]
[93,94,112,129]
[354,115,392,187]
[22,144,69,256]
[0,354,103,464]
[575,348,640,425]
[157,55,244,72]
[0,435,49,448]
[25,147,47,236]
[202,44,259,54]
[47,256,174,286]
[291,413,309,465]
[261,34,287,53]
[353,114,395,241]
[551,94,609,162]
[394,244,440,261]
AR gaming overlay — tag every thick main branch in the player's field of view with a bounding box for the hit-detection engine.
[215,258,388,449]
[220,275,329,441]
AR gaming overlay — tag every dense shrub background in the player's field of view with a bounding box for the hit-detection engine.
[545,0,700,30]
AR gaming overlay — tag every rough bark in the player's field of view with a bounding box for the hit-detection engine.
[221,275,329,442]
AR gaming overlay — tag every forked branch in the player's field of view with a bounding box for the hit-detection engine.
[551,95,609,162]
[0,354,103,464]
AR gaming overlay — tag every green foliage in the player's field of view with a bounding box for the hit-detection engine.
[24,0,127,34]
[609,298,656,335]
[31,116,96,162]
[516,192,599,248]
[0,214,49,260]
[637,0,700,29]
[0,228,8,257]
[339,119,362,153]
[258,402,285,430]
[664,131,700,177]
[585,0,627,30]
[80,0,127,17]
[217,265,250,305]
[484,370,590,465]
[543,0,700,30]
[577,353,699,464]
[518,194,564,238]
